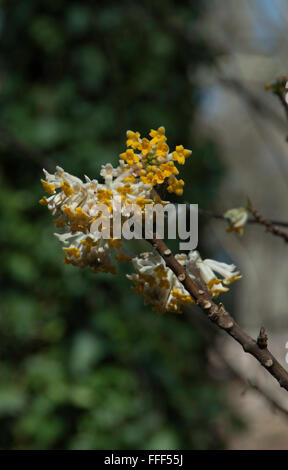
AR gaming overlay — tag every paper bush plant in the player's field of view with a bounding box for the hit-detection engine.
[40,127,241,314]
[39,119,288,394]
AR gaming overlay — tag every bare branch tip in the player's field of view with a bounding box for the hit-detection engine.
[257,326,268,349]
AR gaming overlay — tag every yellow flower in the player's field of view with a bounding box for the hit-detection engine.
[64,256,78,266]
[153,169,166,185]
[41,179,55,194]
[139,138,152,156]
[97,188,113,201]
[172,145,192,165]
[39,196,48,206]
[81,237,98,253]
[149,126,166,145]
[116,184,133,198]
[154,265,168,280]
[123,175,136,183]
[61,181,74,197]
[140,171,154,185]
[126,130,141,149]
[159,161,178,178]
[62,206,90,232]
[63,247,81,259]
[167,176,184,196]
[135,197,153,210]
[120,149,140,166]
[156,141,169,158]
[171,289,193,306]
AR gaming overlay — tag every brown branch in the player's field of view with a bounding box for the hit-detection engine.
[276,92,288,123]
[185,307,288,420]
[257,326,268,349]
[270,76,288,123]
[198,208,288,228]
[265,75,288,138]
[248,203,288,243]
[148,235,288,392]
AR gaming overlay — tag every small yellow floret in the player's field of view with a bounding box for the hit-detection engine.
[172,145,192,165]
[149,126,166,145]
[61,181,74,197]
[156,141,169,158]
[123,175,136,183]
[63,247,81,259]
[120,149,140,166]
[39,196,48,206]
[126,130,141,149]
[167,176,184,196]
[41,180,55,195]
[116,184,133,198]
[139,138,152,155]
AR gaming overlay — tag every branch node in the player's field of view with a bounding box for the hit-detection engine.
[264,359,273,368]
[164,249,172,256]
[221,319,234,330]
[257,326,268,349]
[178,272,186,282]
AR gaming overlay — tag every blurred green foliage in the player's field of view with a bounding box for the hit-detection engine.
[0,0,232,449]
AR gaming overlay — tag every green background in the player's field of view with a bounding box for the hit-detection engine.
[0,0,237,449]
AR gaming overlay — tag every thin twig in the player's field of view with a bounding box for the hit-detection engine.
[274,88,288,123]
[248,203,288,244]
[198,208,288,228]
[148,235,288,392]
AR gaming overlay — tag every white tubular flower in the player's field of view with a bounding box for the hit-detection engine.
[224,207,248,235]
[100,163,121,186]
[54,232,116,274]
[202,259,241,286]
[128,250,241,312]
[40,163,140,274]
[188,252,241,297]
[127,252,194,314]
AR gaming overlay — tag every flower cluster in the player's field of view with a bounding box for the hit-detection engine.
[40,127,191,272]
[40,166,128,274]
[128,251,241,314]
[40,127,241,314]
[121,126,191,194]
[224,207,248,235]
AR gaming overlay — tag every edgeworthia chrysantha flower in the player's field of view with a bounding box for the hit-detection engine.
[224,207,248,235]
[40,127,241,314]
